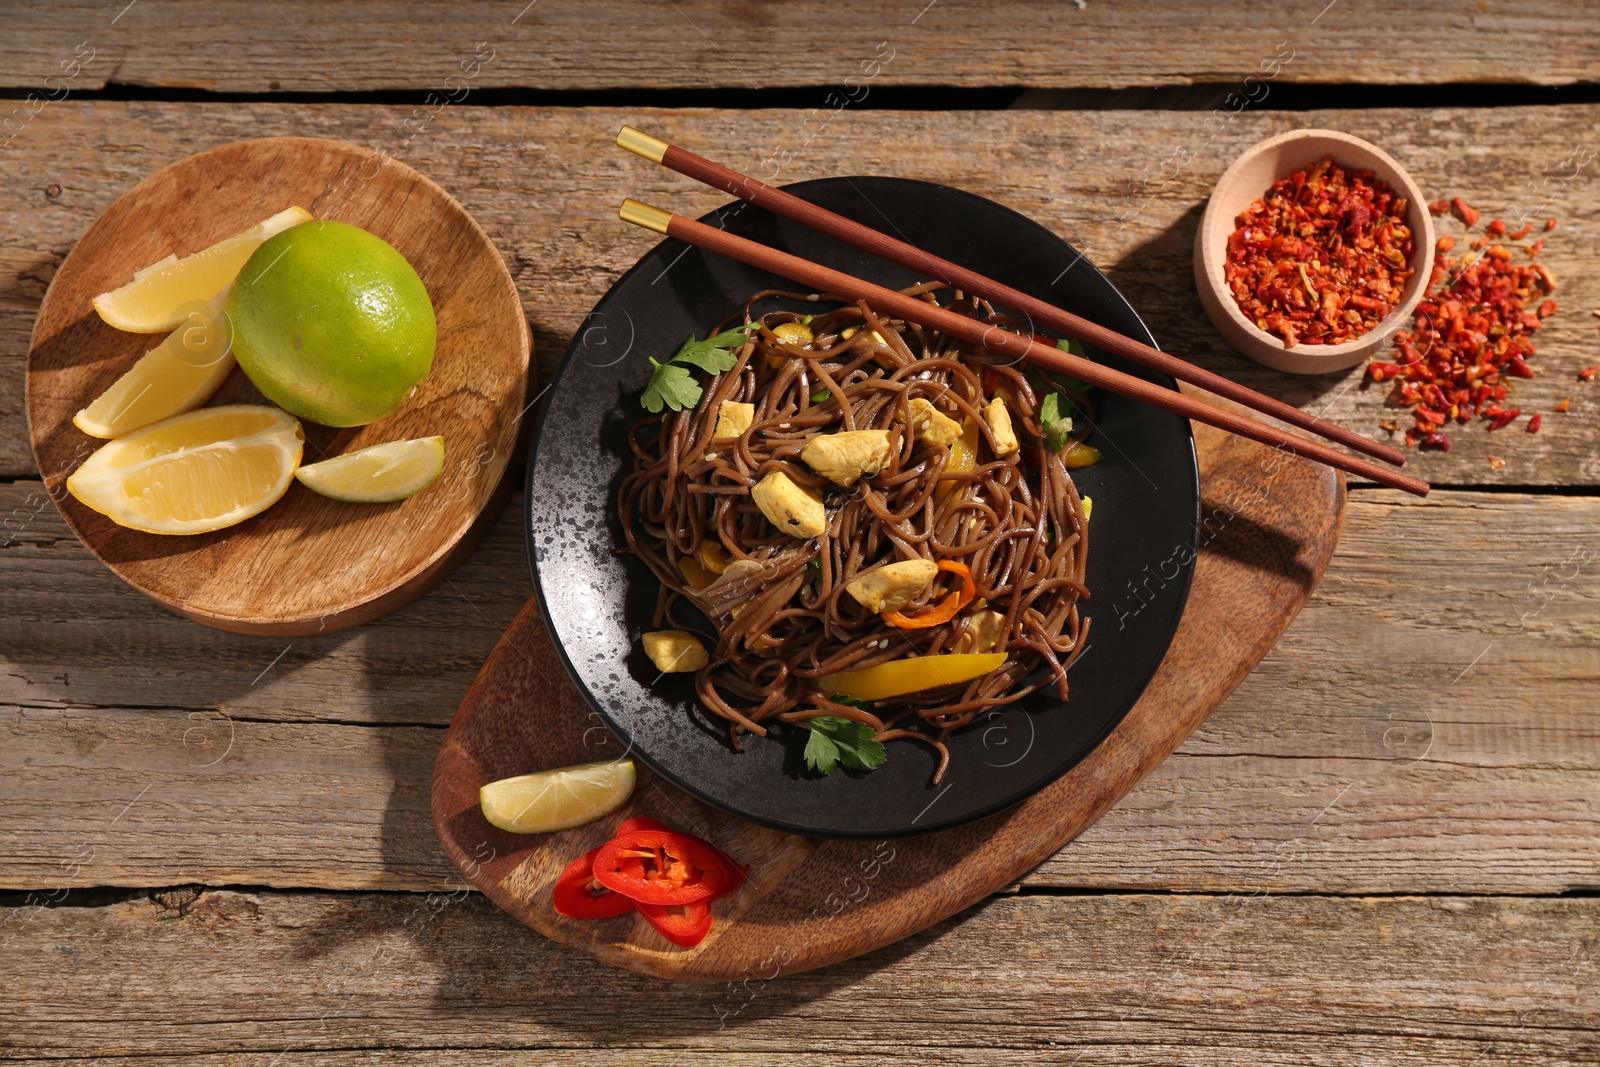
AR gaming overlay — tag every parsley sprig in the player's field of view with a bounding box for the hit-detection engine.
[639,325,758,414]
[803,714,887,776]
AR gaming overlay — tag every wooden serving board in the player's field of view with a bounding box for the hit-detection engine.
[432,386,1346,980]
[26,137,531,635]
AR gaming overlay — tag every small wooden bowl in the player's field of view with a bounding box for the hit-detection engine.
[1193,128,1434,375]
[26,137,531,635]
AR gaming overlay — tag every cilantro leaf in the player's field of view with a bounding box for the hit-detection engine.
[640,325,758,412]
[803,725,841,775]
[1040,391,1075,453]
[640,358,703,414]
[803,715,887,776]
[670,325,755,374]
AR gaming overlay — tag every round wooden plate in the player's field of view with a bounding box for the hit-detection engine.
[26,137,531,635]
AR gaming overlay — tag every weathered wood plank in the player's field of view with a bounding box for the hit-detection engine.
[6,103,1599,482]
[2,1,1594,93]
[3,889,1597,1063]
[4,486,1596,894]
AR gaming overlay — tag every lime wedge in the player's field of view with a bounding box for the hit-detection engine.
[293,435,445,503]
[479,760,637,834]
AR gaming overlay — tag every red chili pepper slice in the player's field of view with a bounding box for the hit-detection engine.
[637,898,713,947]
[552,847,636,919]
[1527,414,1543,434]
[1451,197,1481,227]
[883,560,977,629]
[617,816,672,834]
[592,829,743,905]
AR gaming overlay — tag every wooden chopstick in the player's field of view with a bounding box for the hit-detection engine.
[617,125,1408,470]
[617,199,1430,498]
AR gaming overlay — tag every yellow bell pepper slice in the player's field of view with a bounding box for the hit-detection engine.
[1062,441,1101,469]
[935,416,980,503]
[819,652,1007,702]
[1081,496,1093,523]
[676,555,717,592]
[699,539,731,575]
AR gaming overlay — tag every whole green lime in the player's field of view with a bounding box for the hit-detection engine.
[227,220,436,427]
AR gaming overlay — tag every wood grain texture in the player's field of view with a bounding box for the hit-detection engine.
[5,483,1597,896]
[3,888,1597,1063]
[5,104,1599,484]
[2,1,1596,92]
[25,137,531,634]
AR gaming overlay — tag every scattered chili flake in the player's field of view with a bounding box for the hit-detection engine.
[1580,366,1598,382]
[1527,413,1543,433]
[1421,431,1452,451]
[1545,218,1558,231]
[1429,199,1450,215]
[1507,222,1534,240]
[1379,419,1399,433]
[1365,200,1563,450]
[1555,398,1570,412]
[1487,454,1506,470]
[1529,239,1546,257]
[1224,155,1416,347]
[1486,218,1507,236]
[1451,197,1481,227]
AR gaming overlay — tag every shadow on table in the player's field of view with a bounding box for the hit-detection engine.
[1097,199,1364,412]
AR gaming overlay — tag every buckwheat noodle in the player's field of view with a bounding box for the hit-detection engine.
[618,284,1093,784]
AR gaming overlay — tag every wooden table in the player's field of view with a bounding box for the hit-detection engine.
[4,3,1597,1062]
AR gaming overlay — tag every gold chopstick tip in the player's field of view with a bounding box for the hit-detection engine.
[619,198,672,235]
[617,126,668,164]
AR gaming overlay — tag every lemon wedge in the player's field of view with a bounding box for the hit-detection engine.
[66,405,303,535]
[92,206,312,333]
[479,760,636,834]
[293,435,445,503]
[73,296,235,438]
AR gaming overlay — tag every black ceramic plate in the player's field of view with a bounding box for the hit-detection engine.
[527,177,1198,838]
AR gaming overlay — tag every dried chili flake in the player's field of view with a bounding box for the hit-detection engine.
[1555,398,1570,412]
[1507,222,1534,240]
[1486,218,1507,237]
[1545,218,1558,231]
[1365,198,1561,452]
[1224,156,1416,347]
[1451,197,1481,227]
[1487,454,1506,470]
[1527,413,1543,433]
[1429,199,1450,215]
[1529,239,1545,257]
[1580,366,1598,382]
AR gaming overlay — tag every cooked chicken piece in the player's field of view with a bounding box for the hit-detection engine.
[905,397,963,448]
[982,397,1019,456]
[953,609,1008,655]
[705,400,755,458]
[844,558,939,614]
[751,470,826,538]
[800,429,894,487]
[641,630,709,673]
